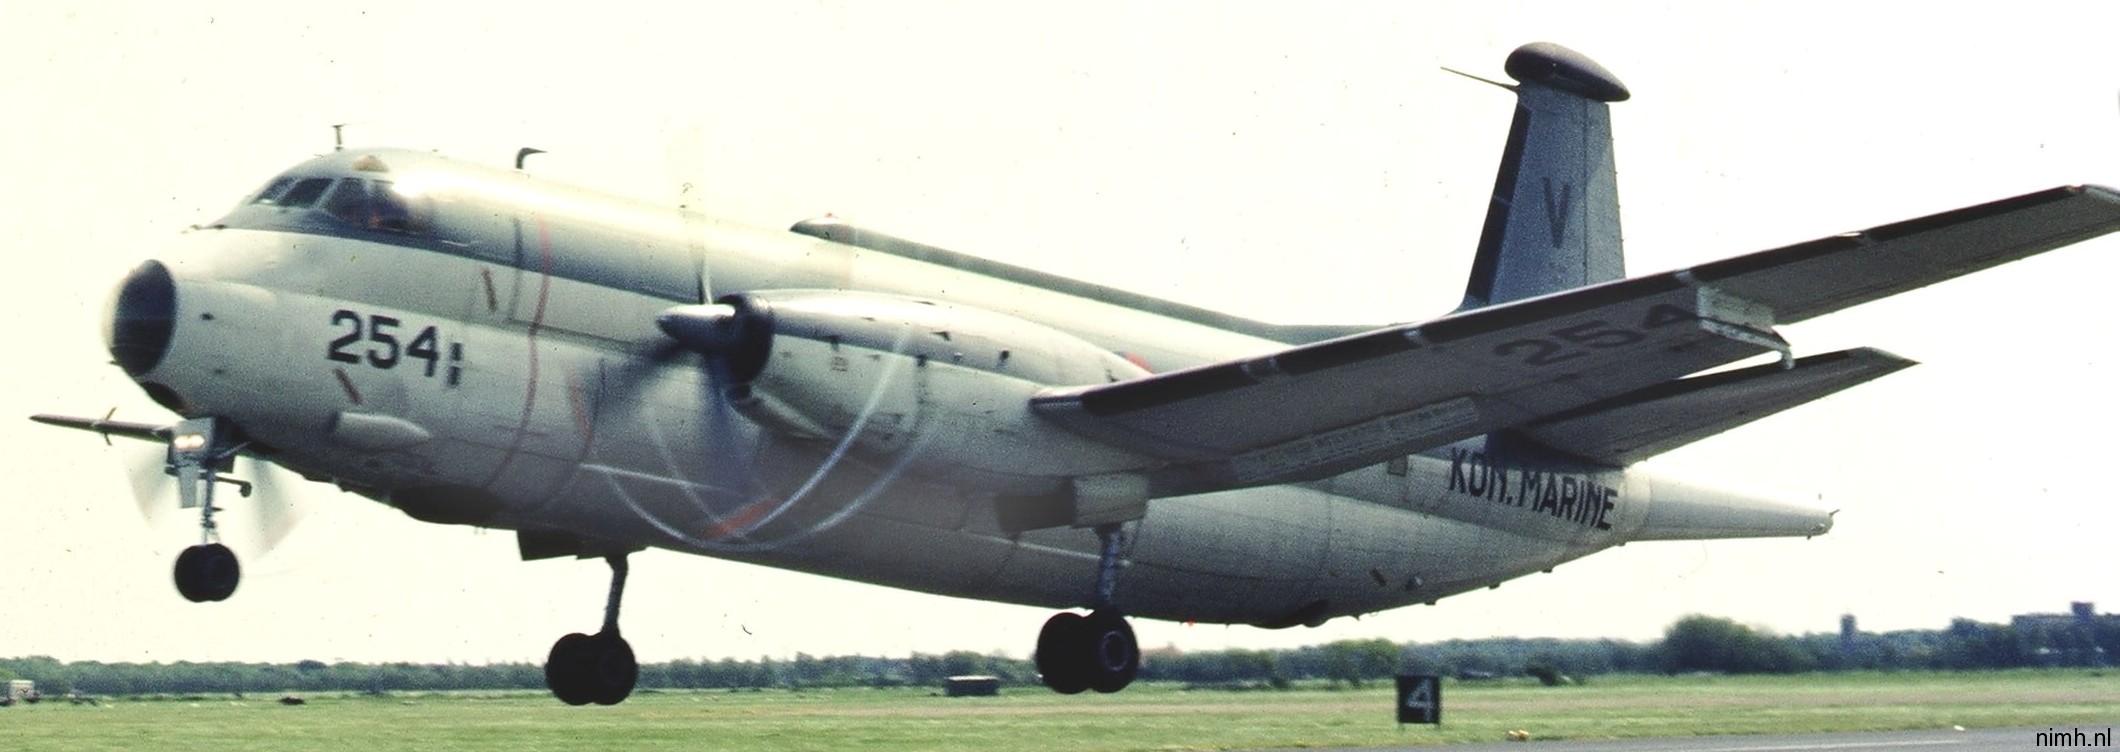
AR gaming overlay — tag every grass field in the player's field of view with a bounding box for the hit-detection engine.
[5,671,2117,751]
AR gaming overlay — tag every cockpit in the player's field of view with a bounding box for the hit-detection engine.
[206,148,701,303]
[226,153,438,238]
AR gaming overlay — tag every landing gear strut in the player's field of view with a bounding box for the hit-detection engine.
[1036,523,1140,694]
[544,554,639,706]
[166,417,251,603]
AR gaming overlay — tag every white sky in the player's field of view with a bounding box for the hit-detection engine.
[6,2,2120,665]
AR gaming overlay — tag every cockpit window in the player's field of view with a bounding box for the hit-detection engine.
[256,177,333,208]
[372,181,431,234]
[323,178,369,224]
[319,177,433,235]
[250,177,294,205]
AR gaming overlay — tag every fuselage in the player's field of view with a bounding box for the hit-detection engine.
[111,148,1827,629]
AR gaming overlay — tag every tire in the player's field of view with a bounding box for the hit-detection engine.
[1035,612,1091,694]
[587,632,637,706]
[173,544,240,603]
[545,632,597,706]
[1084,609,1139,694]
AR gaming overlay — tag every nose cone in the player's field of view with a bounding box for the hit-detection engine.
[108,260,177,377]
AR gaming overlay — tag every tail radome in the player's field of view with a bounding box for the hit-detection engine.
[1460,43,1631,311]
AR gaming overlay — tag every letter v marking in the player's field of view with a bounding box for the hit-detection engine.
[1543,177,1573,249]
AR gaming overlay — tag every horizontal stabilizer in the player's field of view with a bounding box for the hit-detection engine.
[1518,348,1916,465]
[30,413,170,444]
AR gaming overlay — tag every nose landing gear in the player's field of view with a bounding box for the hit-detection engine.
[544,554,640,705]
[166,417,254,603]
[1035,523,1141,694]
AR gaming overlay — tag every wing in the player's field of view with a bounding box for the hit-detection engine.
[1032,185,2120,489]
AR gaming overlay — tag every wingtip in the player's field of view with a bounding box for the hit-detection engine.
[1843,346,1920,369]
[2073,183,2120,204]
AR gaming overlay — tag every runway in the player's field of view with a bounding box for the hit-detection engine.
[1270,725,2100,751]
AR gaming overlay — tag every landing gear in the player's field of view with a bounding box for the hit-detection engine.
[1036,609,1138,694]
[545,554,639,706]
[173,542,240,602]
[1036,523,1141,694]
[166,417,252,603]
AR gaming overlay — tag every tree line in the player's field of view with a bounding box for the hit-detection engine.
[2,613,2111,697]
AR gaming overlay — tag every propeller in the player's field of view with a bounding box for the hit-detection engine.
[587,126,935,550]
[650,128,794,538]
[667,125,754,500]
[655,296,776,520]
[113,427,308,558]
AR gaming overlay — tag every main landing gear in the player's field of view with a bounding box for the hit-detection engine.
[1035,523,1141,694]
[544,554,640,706]
[166,417,253,603]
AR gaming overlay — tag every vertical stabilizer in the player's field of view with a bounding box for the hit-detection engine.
[1460,43,1631,311]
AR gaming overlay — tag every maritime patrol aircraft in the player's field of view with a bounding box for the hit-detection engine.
[34,42,2120,705]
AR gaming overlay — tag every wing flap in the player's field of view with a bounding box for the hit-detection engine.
[1519,347,1916,465]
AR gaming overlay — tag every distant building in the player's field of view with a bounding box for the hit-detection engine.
[1839,614,1858,651]
[2011,601,2115,667]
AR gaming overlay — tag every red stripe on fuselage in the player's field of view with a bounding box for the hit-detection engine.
[478,215,555,490]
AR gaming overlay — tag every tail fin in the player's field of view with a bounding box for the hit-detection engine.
[1459,43,1631,311]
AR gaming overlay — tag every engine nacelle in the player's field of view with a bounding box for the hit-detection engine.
[660,290,1156,492]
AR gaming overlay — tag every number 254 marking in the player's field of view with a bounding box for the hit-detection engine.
[1492,303,1693,367]
[327,310,458,381]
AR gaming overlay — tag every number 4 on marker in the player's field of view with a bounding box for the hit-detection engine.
[1395,674,1441,725]
[1404,682,1433,711]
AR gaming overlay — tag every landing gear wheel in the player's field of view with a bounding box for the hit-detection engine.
[1037,609,1139,694]
[1036,612,1091,694]
[547,554,641,706]
[545,631,637,706]
[173,543,239,603]
[1083,609,1139,694]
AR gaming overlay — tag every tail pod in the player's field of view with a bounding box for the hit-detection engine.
[1459,43,1632,311]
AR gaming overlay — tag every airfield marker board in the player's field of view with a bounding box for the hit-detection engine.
[1395,674,1440,725]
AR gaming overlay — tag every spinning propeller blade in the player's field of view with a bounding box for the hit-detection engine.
[105,426,308,557]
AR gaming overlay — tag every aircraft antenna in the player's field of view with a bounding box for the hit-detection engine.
[516,147,547,170]
[1440,66,1516,93]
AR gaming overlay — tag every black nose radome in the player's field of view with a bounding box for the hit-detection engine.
[110,260,176,377]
